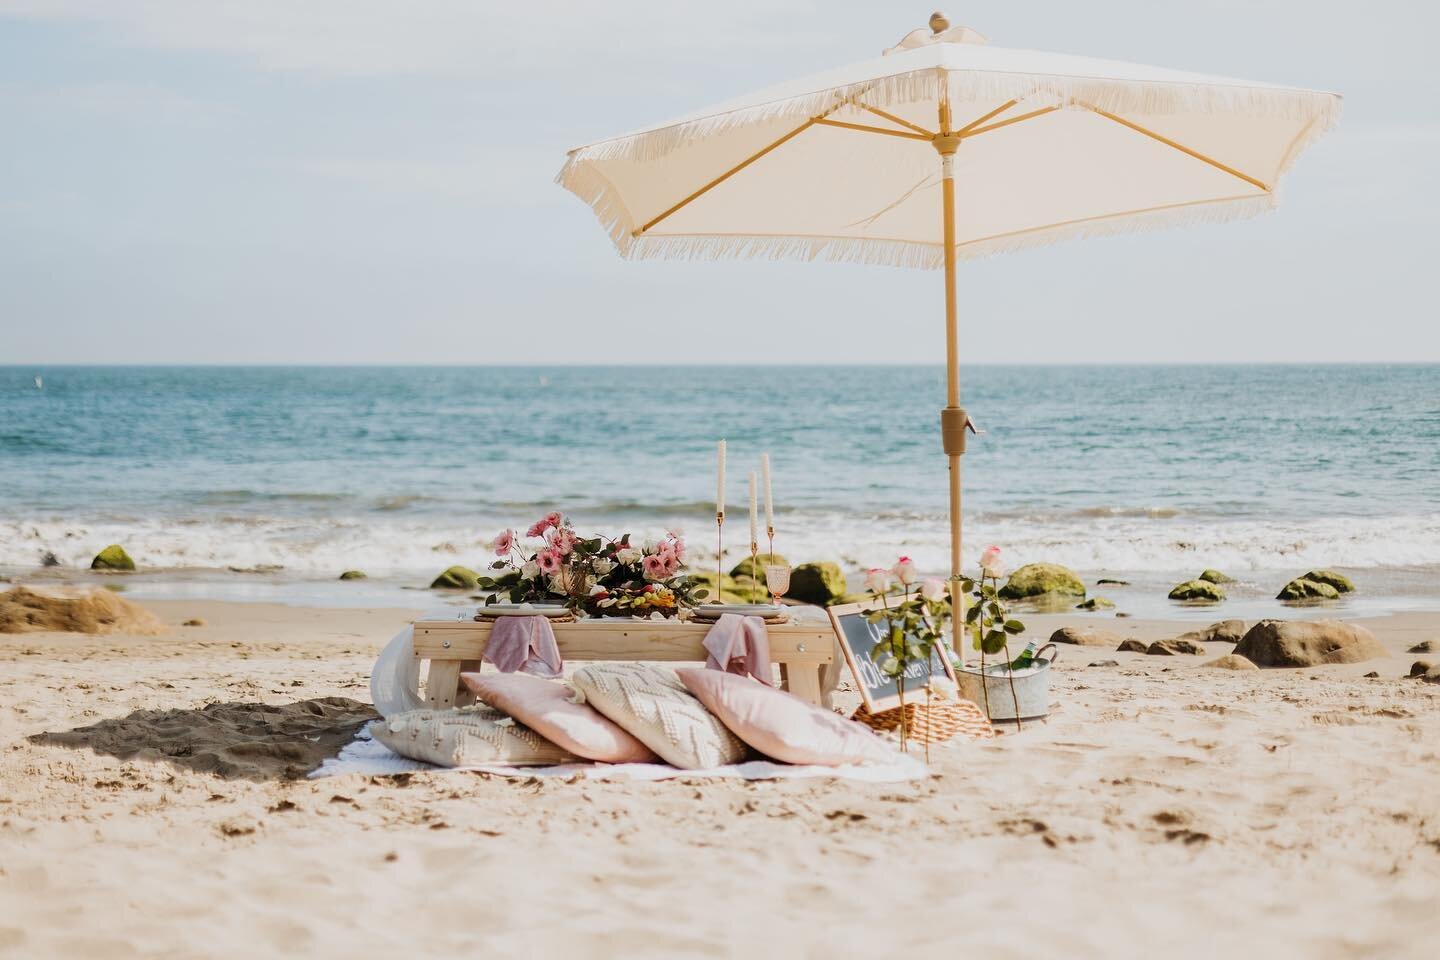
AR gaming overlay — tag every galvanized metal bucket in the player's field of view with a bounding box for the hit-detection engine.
[956,643,1058,723]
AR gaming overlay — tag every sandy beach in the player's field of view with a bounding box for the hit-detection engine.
[2,597,1436,959]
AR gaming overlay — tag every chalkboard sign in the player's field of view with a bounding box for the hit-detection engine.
[827,601,959,712]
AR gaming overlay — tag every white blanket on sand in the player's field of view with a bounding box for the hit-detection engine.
[359,624,928,781]
[312,726,928,782]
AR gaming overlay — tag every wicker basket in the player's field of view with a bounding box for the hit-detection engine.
[852,697,995,745]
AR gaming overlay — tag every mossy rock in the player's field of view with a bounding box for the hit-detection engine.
[1301,569,1354,594]
[338,570,367,581]
[430,566,480,590]
[1076,596,1115,611]
[90,545,135,572]
[687,571,769,604]
[1168,579,1225,602]
[1276,578,1340,601]
[788,562,846,606]
[728,554,788,585]
[999,563,1085,600]
[1198,569,1233,584]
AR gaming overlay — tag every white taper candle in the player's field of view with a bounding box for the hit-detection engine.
[748,471,758,547]
[761,452,774,531]
[716,439,726,517]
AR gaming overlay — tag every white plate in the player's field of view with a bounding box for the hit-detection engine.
[695,603,785,617]
[476,604,572,617]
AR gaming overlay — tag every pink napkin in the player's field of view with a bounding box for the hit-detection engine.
[703,614,773,685]
[484,615,563,679]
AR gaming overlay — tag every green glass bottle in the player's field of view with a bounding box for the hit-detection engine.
[1007,639,1040,671]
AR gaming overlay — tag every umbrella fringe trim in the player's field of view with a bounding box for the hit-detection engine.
[554,178,1279,270]
[564,68,1340,166]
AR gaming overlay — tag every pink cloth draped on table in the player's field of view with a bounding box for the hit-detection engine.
[703,614,772,685]
[484,616,563,679]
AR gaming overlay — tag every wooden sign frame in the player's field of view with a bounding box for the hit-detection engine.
[827,599,959,713]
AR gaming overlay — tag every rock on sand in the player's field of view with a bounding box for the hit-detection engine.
[0,586,165,635]
[1168,579,1225,602]
[1178,619,1248,644]
[1204,654,1259,671]
[1051,626,1124,646]
[1233,619,1387,668]
[1000,563,1086,600]
[1116,639,1149,653]
[1147,639,1206,656]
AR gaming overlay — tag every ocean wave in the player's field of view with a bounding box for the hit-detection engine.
[4,510,1440,579]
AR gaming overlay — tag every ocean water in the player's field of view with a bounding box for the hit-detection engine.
[2,365,1438,615]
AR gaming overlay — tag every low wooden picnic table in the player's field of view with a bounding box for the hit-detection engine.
[412,608,844,709]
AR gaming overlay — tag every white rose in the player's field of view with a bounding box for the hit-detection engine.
[863,568,892,594]
[892,557,917,586]
[616,547,642,565]
[521,561,540,580]
[920,578,947,602]
[978,545,1005,580]
[592,558,615,575]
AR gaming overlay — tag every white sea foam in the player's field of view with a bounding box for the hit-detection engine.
[5,510,1440,579]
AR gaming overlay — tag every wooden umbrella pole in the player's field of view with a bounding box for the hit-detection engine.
[934,101,967,665]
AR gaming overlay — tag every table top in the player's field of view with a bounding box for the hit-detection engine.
[413,607,833,634]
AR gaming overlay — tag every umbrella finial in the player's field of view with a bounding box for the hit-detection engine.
[930,12,950,34]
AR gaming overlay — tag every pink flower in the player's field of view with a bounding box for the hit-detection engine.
[535,549,562,575]
[488,529,516,557]
[641,554,668,580]
[661,554,682,579]
[670,538,687,563]
[654,539,676,562]
[547,526,577,556]
[526,511,564,538]
[978,545,1005,579]
[892,556,917,586]
[864,568,892,594]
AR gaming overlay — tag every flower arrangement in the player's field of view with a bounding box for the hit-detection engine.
[963,545,1030,728]
[478,513,708,618]
[862,556,955,753]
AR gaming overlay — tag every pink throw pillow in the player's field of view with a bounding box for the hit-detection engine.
[676,668,897,766]
[461,672,659,764]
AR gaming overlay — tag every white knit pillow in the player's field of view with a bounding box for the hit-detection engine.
[370,704,578,768]
[571,663,746,769]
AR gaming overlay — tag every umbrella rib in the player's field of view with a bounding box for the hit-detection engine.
[955,99,1019,135]
[814,118,932,141]
[962,106,1061,138]
[853,103,936,138]
[635,117,823,235]
[1086,107,1271,191]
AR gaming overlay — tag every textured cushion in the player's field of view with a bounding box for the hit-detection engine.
[571,663,746,769]
[369,704,578,768]
[461,672,659,764]
[677,668,897,766]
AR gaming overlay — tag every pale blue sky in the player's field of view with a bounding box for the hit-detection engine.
[2,1,1436,364]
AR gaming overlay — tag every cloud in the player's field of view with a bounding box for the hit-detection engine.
[0,79,221,123]
[0,0,831,77]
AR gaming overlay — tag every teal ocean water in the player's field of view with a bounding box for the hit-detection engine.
[2,365,1438,614]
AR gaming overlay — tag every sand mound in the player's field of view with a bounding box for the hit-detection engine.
[30,697,377,781]
[0,586,167,635]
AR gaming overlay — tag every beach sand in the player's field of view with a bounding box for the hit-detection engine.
[2,598,1438,959]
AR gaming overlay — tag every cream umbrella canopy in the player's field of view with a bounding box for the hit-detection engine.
[557,13,1340,652]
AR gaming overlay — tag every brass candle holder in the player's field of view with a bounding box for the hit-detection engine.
[715,510,724,604]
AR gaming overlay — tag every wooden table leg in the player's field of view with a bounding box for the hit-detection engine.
[782,662,825,707]
[453,659,482,706]
[425,660,463,709]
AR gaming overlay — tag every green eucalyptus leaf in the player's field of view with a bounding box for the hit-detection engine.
[1004,619,1026,634]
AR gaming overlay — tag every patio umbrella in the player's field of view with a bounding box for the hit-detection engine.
[556,13,1340,653]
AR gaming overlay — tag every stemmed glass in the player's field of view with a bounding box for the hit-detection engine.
[764,563,791,607]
